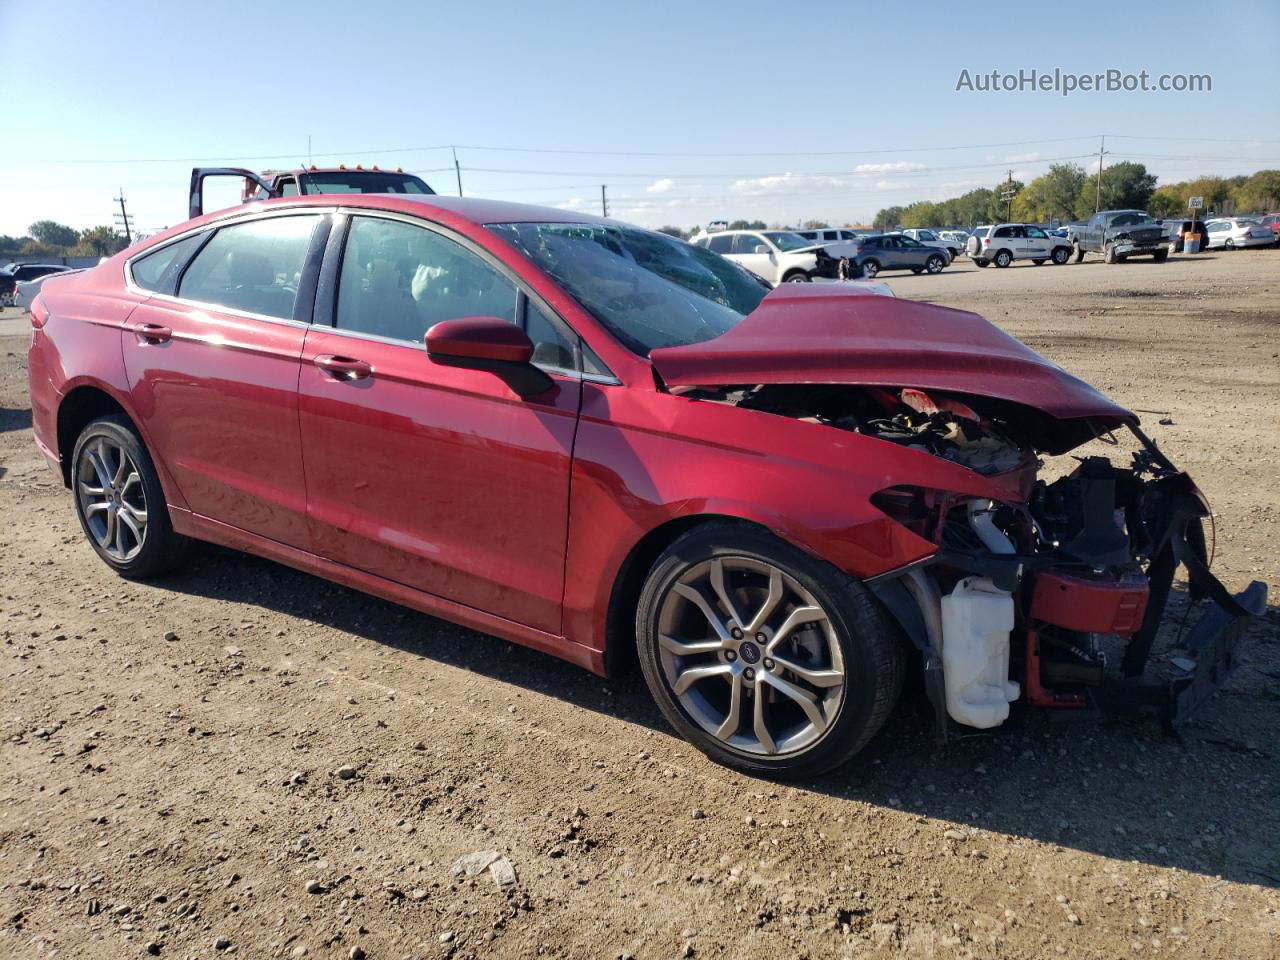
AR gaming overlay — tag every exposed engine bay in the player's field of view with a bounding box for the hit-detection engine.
[699,381,1268,734]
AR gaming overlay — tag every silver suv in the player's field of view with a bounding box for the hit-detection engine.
[967,223,1074,268]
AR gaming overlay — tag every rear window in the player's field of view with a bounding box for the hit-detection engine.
[299,172,433,195]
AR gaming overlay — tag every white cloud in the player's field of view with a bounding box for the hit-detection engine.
[852,161,927,175]
[555,196,592,211]
[729,172,846,196]
[646,178,675,194]
[874,179,913,190]
[1004,151,1041,164]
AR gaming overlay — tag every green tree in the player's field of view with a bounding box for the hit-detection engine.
[801,219,829,229]
[900,201,942,229]
[987,179,1024,223]
[75,225,126,257]
[1231,170,1280,213]
[1013,163,1087,223]
[872,206,906,230]
[1146,185,1185,219]
[1079,162,1156,215]
[28,220,78,250]
[656,225,686,239]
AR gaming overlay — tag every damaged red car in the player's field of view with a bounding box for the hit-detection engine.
[27,196,1266,778]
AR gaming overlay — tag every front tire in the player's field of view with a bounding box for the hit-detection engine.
[860,259,880,278]
[1104,242,1118,264]
[1072,241,1085,263]
[636,522,904,779]
[1051,246,1071,265]
[973,259,989,268]
[71,415,187,579]
[1152,249,1168,263]
[1032,258,1046,265]
[782,270,811,283]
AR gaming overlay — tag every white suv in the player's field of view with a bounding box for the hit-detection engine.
[966,223,1074,268]
[693,229,854,284]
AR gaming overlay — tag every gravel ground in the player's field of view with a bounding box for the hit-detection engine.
[1,248,1278,960]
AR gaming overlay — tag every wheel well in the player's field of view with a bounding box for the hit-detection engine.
[55,387,129,487]
[602,514,763,680]
[781,268,808,282]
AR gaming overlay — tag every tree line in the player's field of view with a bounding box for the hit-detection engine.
[0,221,133,260]
[873,164,1280,230]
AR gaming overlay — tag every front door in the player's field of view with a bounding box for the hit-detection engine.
[731,233,776,284]
[121,213,326,547]
[297,214,582,633]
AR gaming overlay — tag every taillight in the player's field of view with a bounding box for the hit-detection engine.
[30,294,49,329]
[982,237,990,247]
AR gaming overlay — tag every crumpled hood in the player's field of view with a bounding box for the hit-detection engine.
[649,284,1135,452]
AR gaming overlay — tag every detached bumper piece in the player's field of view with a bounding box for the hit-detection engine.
[1090,580,1267,725]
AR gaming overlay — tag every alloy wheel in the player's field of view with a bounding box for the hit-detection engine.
[656,557,845,757]
[76,436,148,562]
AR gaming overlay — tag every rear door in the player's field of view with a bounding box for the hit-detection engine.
[296,213,583,633]
[121,212,328,547]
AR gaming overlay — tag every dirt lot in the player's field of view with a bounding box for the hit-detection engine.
[2,249,1278,960]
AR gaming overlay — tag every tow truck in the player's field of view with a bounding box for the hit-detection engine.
[188,164,436,218]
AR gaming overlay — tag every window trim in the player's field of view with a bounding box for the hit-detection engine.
[124,207,337,328]
[315,207,619,384]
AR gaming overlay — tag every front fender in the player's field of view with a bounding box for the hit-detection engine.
[560,383,1011,655]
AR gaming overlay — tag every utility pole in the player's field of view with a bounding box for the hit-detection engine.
[601,184,609,218]
[453,147,463,197]
[113,189,133,245]
[1094,135,1109,213]
[999,170,1017,223]
[307,135,312,167]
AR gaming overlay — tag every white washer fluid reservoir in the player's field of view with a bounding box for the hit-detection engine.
[939,576,1021,728]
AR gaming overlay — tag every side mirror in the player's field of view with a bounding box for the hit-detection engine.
[425,317,553,397]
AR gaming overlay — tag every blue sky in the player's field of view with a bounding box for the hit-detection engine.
[2,0,1277,236]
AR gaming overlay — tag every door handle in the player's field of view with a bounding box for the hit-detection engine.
[131,322,172,344]
[314,354,372,380]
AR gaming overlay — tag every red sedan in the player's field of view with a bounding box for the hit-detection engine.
[27,195,1264,777]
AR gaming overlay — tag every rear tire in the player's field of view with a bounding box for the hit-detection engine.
[1223,238,1235,251]
[1032,258,1046,265]
[636,522,905,779]
[860,259,880,278]
[71,415,187,580]
[993,249,1012,268]
[782,270,811,283]
[973,259,989,268]
[1152,249,1168,263]
[925,255,945,274]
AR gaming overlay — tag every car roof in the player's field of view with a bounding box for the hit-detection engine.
[208,193,615,228]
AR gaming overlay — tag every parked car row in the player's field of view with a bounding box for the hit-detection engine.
[690,229,952,281]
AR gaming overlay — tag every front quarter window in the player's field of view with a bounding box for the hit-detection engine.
[488,222,766,356]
